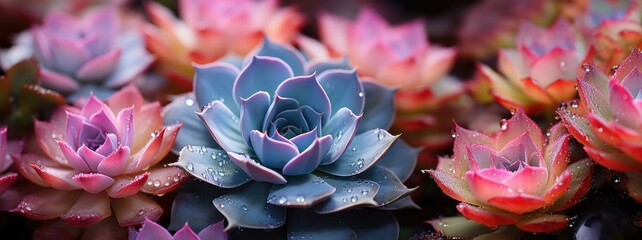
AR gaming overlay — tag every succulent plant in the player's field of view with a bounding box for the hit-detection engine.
[162,39,418,238]
[0,126,24,210]
[0,6,153,100]
[478,19,588,114]
[298,7,456,90]
[0,58,65,138]
[143,0,304,90]
[428,110,593,236]
[559,49,642,202]
[579,0,642,73]
[129,218,227,240]
[10,86,186,233]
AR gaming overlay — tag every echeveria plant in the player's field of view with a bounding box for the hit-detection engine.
[428,110,593,237]
[478,19,586,114]
[0,6,153,100]
[11,86,186,234]
[144,0,303,90]
[560,50,642,202]
[163,39,418,238]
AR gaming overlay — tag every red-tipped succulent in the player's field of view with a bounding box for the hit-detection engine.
[11,86,186,232]
[478,19,587,114]
[560,49,642,202]
[428,110,593,234]
[143,0,304,90]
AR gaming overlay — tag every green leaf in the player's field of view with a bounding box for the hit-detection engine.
[7,58,39,95]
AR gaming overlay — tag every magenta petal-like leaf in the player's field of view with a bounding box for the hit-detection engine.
[227,152,287,184]
[140,167,188,195]
[117,107,134,148]
[0,173,17,195]
[77,145,106,172]
[173,223,201,240]
[72,173,115,193]
[97,146,130,176]
[60,192,111,228]
[30,164,79,190]
[112,193,163,227]
[106,172,149,198]
[12,189,80,220]
[198,221,227,240]
[57,141,91,172]
[135,218,173,240]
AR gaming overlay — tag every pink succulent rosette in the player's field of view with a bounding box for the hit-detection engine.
[143,0,304,89]
[579,0,642,73]
[559,50,642,202]
[0,127,24,209]
[0,6,153,97]
[11,86,186,230]
[428,110,593,234]
[478,19,587,114]
[299,7,456,90]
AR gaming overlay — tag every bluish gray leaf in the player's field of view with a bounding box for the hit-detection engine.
[312,173,379,214]
[239,91,271,146]
[321,108,361,165]
[193,62,240,115]
[214,182,286,230]
[267,174,336,207]
[162,94,218,154]
[233,56,293,106]
[275,75,331,123]
[317,69,365,116]
[255,38,306,76]
[356,82,396,133]
[359,166,416,207]
[318,129,398,176]
[197,101,251,154]
[337,209,399,240]
[375,139,420,182]
[172,146,251,188]
[168,179,227,232]
[376,196,419,210]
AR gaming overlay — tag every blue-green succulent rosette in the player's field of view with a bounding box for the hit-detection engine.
[163,39,418,239]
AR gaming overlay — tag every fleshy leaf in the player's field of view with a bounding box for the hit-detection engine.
[173,146,251,188]
[359,166,416,207]
[321,108,361,165]
[193,62,241,115]
[267,174,336,207]
[162,94,219,153]
[356,82,395,133]
[275,74,331,123]
[227,152,287,184]
[375,139,419,182]
[428,216,494,238]
[313,173,380,214]
[233,56,293,106]
[255,38,306,76]
[317,69,365,116]
[239,92,271,146]
[60,192,111,228]
[318,129,397,176]
[214,182,286,230]
[168,180,226,232]
[197,101,250,153]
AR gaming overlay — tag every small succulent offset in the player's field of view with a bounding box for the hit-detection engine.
[559,50,642,202]
[11,86,186,233]
[478,19,586,114]
[428,110,593,237]
[163,39,418,238]
[299,7,456,90]
[0,6,153,100]
[129,219,227,240]
[144,0,303,89]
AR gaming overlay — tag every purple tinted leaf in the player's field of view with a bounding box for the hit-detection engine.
[255,38,306,76]
[282,135,332,175]
[239,92,270,147]
[321,108,361,165]
[197,101,250,154]
[233,56,293,106]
